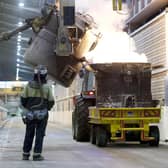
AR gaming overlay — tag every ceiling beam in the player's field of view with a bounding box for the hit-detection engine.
[18,69,33,74]
[0,13,22,22]
[0,20,18,28]
[0,3,40,20]
[17,63,33,70]
[0,2,40,14]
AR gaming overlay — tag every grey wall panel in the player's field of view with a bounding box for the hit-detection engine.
[131,14,166,67]
[131,12,167,101]
[152,72,166,100]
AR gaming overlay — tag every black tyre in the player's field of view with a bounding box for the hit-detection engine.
[72,110,76,140]
[140,140,148,145]
[149,126,160,147]
[96,126,108,147]
[90,125,96,144]
[74,98,90,142]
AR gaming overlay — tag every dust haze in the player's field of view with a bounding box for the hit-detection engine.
[75,0,147,63]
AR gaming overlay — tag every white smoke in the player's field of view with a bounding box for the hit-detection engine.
[76,0,127,31]
[75,0,148,63]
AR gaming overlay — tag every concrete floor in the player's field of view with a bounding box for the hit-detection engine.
[0,117,168,168]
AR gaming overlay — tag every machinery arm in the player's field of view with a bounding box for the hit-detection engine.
[0,24,31,41]
[0,10,53,41]
[0,0,101,87]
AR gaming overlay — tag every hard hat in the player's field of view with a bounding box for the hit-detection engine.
[34,65,48,75]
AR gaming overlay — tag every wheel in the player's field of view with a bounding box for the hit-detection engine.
[96,126,108,147]
[140,140,148,145]
[72,110,76,140]
[74,98,91,142]
[90,125,96,144]
[149,126,160,147]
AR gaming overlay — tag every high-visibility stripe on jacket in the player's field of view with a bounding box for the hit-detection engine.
[21,82,55,111]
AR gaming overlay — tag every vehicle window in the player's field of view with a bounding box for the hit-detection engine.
[87,72,95,90]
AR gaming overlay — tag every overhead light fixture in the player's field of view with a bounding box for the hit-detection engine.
[17,54,25,58]
[17,45,21,49]
[18,35,21,39]
[16,68,19,81]
[17,58,20,62]
[19,3,24,7]
[18,22,23,26]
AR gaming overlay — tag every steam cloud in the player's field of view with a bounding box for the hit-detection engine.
[75,0,148,63]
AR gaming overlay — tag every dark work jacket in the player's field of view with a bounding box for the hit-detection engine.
[20,81,55,111]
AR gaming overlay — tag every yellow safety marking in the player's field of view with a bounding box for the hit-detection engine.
[92,107,160,110]
[120,128,144,131]
[89,117,160,120]
[111,137,122,140]
[112,0,122,10]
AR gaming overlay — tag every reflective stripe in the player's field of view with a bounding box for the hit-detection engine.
[22,84,54,100]
[33,152,41,156]
[23,152,30,155]
[21,83,55,110]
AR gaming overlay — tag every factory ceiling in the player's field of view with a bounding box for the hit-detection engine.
[0,0,49,81]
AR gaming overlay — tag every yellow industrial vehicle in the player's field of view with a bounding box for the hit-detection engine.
[89,107,160,146]
[0,0,161,146]
[72,63,161,147]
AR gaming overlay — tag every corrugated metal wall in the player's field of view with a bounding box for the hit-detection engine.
[152,72,166,100]
[130,12,167,100]
[131,13,166,67]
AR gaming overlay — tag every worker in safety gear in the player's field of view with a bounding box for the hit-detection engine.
[21,65,55,161]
